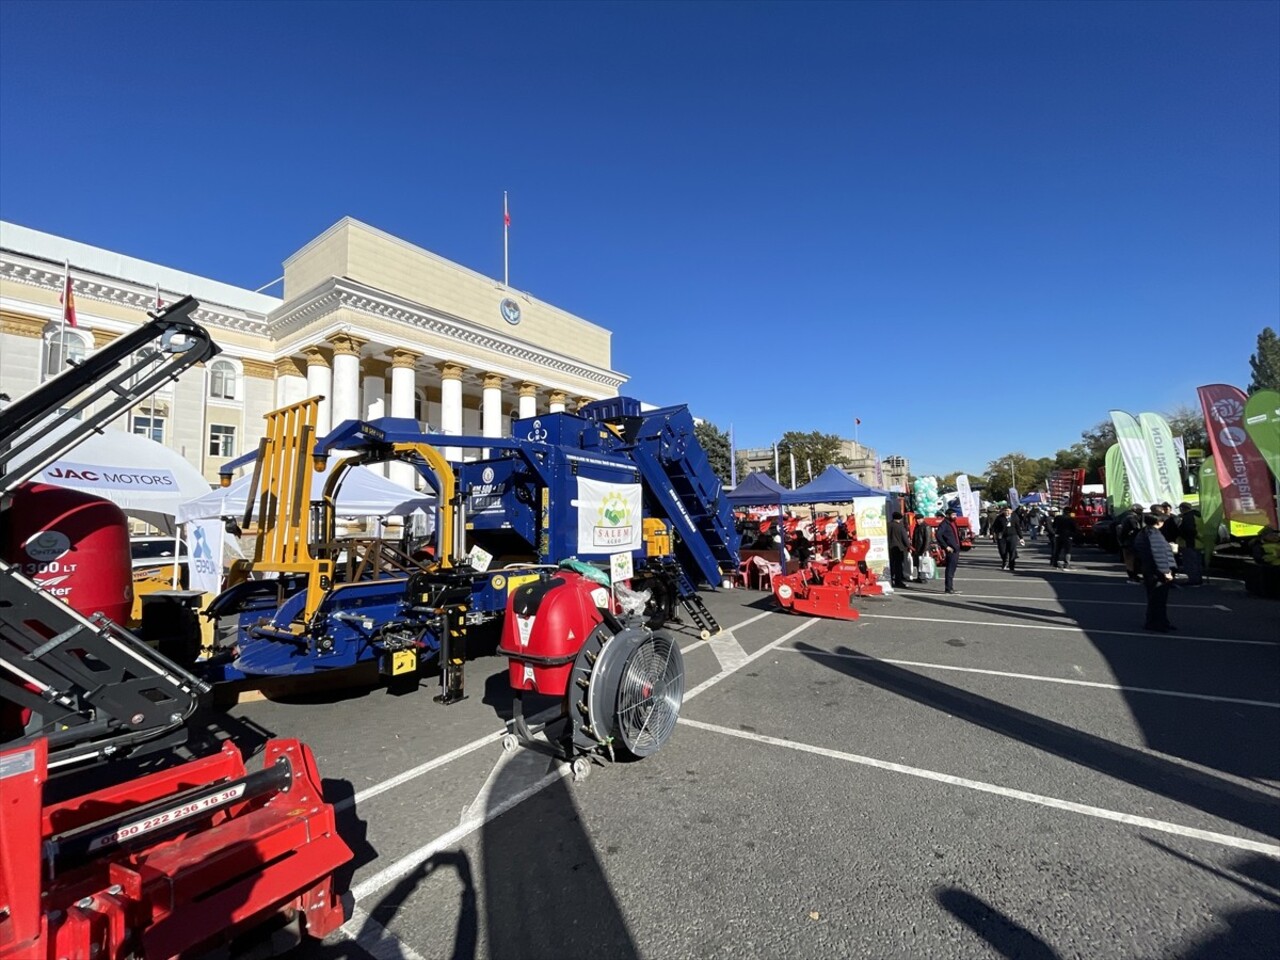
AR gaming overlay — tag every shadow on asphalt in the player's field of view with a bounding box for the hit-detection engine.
[481,752,639,960]
[933,886,1061,959]
[895,591,1080,628]
[1141,840,1280,958]
[1038,545,1280,779]
[793,641,1280,839]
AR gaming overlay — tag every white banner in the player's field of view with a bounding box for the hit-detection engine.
[575,477,643,553]
[185,519,224,595]
[1110,410,1161,506]
[852,496,889,578]
[955,474,981,526]
[42,461,179,492]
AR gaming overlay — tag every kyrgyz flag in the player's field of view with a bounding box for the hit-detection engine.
[1104,443,1131,514]
[1197,459,1223,557]
[1138,412,1184,505]
[1110,410,1160,506]
[1197,384,1278,529]
[1243,389,1280,483]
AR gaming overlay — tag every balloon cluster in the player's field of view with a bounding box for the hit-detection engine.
[913,476,941,517]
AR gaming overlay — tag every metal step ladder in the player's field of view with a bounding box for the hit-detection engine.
[675,570,720,638]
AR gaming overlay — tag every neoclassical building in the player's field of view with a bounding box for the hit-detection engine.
[0,218,626,487]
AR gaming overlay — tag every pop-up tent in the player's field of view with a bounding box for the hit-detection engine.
[1019,492,1048,505]
[32,425,213,535]
[177,462,435,525]
[726,471,801,506]
[790,465,893,502]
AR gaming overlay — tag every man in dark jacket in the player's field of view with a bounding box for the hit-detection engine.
[887,512,911,587]
[910,518,934,584]
[790,528,812,567]
[1134,512,1177,631]
[991,506,1025,572]
[1052,509,1077,569]
[1118,505,1146,582]
[936,509,962,593]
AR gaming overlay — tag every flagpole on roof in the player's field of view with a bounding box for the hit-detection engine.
[729,423,737,488]
[503,191,510,287]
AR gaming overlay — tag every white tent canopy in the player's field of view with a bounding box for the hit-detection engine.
[177,462,436,526]
[31,425,213,535]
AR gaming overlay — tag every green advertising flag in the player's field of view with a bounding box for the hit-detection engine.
[1198,459,1224,557]
[1243,389,1280,483]
[1104,443,1131,514]
[1138,412,1185,505]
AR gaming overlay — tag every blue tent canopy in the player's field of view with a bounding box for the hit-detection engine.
[791,465,894,503]
[726,471,801,506]
[1019,492,1047,505]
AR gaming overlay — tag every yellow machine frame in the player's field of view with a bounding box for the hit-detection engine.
[236,399,457,622]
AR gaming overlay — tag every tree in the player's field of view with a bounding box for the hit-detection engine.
[1249,327,1280,393]
[693,420,732,488]
[1165,404,1207,452]
[1077,419,1116,483]
[983,452,1052,501]
[777,430,844,486]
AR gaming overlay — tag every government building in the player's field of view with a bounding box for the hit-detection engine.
[0,218,626,489]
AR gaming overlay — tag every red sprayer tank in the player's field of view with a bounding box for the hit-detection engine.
[500,570,613,697]
[2,482,133,625]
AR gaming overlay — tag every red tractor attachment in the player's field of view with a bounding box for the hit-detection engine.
[771,539,884,621]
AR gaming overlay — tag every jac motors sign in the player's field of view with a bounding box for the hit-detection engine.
[43,462,178,491]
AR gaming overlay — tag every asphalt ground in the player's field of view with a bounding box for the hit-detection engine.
[227,539,1280,959]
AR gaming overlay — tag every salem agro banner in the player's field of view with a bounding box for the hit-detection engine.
[1196,384,1278,529]
[1137,412,1184,506]
[1104,443,1131,514]
[1109,410,1160,506]
[575,477,643,554]
[1197,460,1224,557]
[851,496,889,579]
[1243,389,1280,482]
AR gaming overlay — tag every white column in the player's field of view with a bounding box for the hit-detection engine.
[518,381,538,421]
[274,357,308,408]
[330,334,364,429]
[304,347,332,436]
[388,348,420,489]
[482,373,504,439]
[548,390,567,414]
[440,362,465,462]
[363,365,387,476]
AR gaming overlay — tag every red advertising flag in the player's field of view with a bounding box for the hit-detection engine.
[61,269,78,328]
[1197,383,1278,529]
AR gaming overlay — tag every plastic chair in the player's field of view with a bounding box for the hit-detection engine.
[751,555,782,590]
[732,558,752,590]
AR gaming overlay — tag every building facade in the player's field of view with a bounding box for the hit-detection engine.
[0,219,626,489]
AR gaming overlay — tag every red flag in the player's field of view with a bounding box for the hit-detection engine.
[61,269,78,328]
[504,209,511,228]
[1197,383,1278,529]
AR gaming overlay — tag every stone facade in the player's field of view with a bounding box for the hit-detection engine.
[0,218,626,485]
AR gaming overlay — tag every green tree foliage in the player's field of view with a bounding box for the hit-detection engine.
[693,420,732,487]
[1249,327,1280,393]
[778,430,844,485]
[983,453,1055,501]
[1165,404,1207,452]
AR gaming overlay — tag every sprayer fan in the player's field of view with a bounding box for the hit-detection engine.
[613,630,684,757]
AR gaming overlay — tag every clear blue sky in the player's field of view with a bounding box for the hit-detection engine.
[2,1,1276,476]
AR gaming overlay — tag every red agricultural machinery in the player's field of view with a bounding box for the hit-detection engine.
[1,301,351,959]
[771,539,884,621]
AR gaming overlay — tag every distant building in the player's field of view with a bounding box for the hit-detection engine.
[881,455,910,491]
[738,439,887,488]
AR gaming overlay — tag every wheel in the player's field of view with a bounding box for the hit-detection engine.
[571,756,592,782]
[501,733,519,753]
[699,629,711,641]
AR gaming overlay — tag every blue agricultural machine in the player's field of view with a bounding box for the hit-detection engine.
[204,397,740,727]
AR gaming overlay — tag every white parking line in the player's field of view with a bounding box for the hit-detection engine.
[345,613,815,907]
[340,731,506,811]
[903,593,1229,611]
[335,906,428,960]
[679,718,1280,857]
[779,648,1280,708]
[859,613,1276,647]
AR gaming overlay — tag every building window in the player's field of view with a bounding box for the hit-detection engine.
[132,415,165,444]
[42,330,88,381]
[209,360,238,401]
[208,424,236,458]
[414,389,427,428]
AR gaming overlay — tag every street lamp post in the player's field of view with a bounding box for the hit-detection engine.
[1008,460,1017,496]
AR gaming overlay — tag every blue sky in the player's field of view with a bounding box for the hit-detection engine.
[2,1,1276,476]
